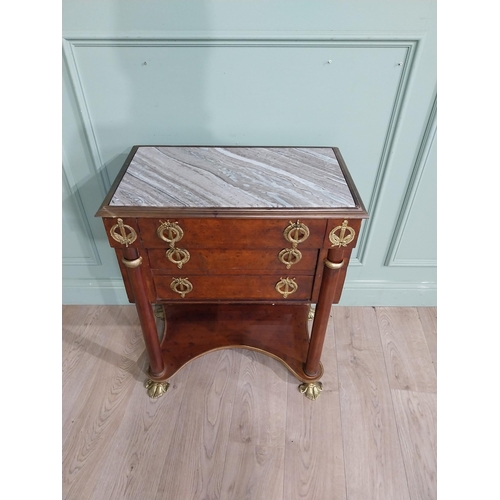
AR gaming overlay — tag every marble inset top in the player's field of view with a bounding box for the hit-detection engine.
[110,147,356,209]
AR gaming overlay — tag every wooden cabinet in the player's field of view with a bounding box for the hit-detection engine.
[96,146,367,400]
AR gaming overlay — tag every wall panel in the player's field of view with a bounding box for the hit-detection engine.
[62,1,436,305]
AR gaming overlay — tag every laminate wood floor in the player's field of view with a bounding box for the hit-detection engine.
[62,305,437,500]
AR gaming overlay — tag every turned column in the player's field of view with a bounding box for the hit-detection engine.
[304,247,349,377]
[121,247,166,378]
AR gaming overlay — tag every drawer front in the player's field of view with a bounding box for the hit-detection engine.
[153,274,314,301]
[148,248,319,275]
[137,218,327,249]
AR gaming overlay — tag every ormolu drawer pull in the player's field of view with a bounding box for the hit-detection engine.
[280,220,309,269]
[170,277,193,298]
[324,258,345,270]
[158,220,192,270]
[166,248,190,269]
[329,220,355,247]
[157,220,184,245]
[109,218,137,247]
[275,277,298,298]
[278,248,302,269]
[283,221,310,246]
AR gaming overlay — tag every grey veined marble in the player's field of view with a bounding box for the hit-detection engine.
[110,147,356,208]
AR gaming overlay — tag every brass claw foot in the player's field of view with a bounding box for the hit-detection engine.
[145,379,170,399]
[299,381,323,400]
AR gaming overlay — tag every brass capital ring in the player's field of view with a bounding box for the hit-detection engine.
[323,258,344,270]
[121,256,143,269]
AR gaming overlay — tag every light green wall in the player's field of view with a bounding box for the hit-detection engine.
[62,0,436,305]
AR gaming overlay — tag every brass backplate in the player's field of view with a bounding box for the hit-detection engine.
[283,220,310,247]
[275,277,298,298]
[157,220,184,245]
[170,277,193,298]
[329,220,355,247]
[109,218,137,247]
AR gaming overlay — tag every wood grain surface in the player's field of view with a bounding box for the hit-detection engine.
[221,350,288,498]
[284,312,346,500]
[62,305,437,500]
[417,307,437,372]
[333,307,411,500]
[392,390,437,500]
[376,307,436,393]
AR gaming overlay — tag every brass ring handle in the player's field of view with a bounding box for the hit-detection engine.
[166,248,191,269]
[324,258,345,270]
[275,277,298,298]
[283,221,310,246]
[157,220,184,245]
[170,277,193,298]
[278,248,302,269]
[109,218,137,247]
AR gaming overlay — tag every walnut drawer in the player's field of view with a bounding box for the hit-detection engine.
[137,218,327,249]
[147,248,319,275]
[153,274,314,301]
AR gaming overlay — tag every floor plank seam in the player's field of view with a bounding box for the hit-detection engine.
[282,370,290,500]
[375,308,414,499]
[417,308,437,377]
[388,385,413,498]
[331,310,350,500]
[218,353,242,500]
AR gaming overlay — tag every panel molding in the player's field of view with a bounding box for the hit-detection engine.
[62,150,101,266]
[62,39,111,194]
[62,33,424,269]
[385,95,437,267]
[353,35,423,264]
[62,31,427,43]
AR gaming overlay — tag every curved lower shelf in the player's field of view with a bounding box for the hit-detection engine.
[148,303,322,383]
